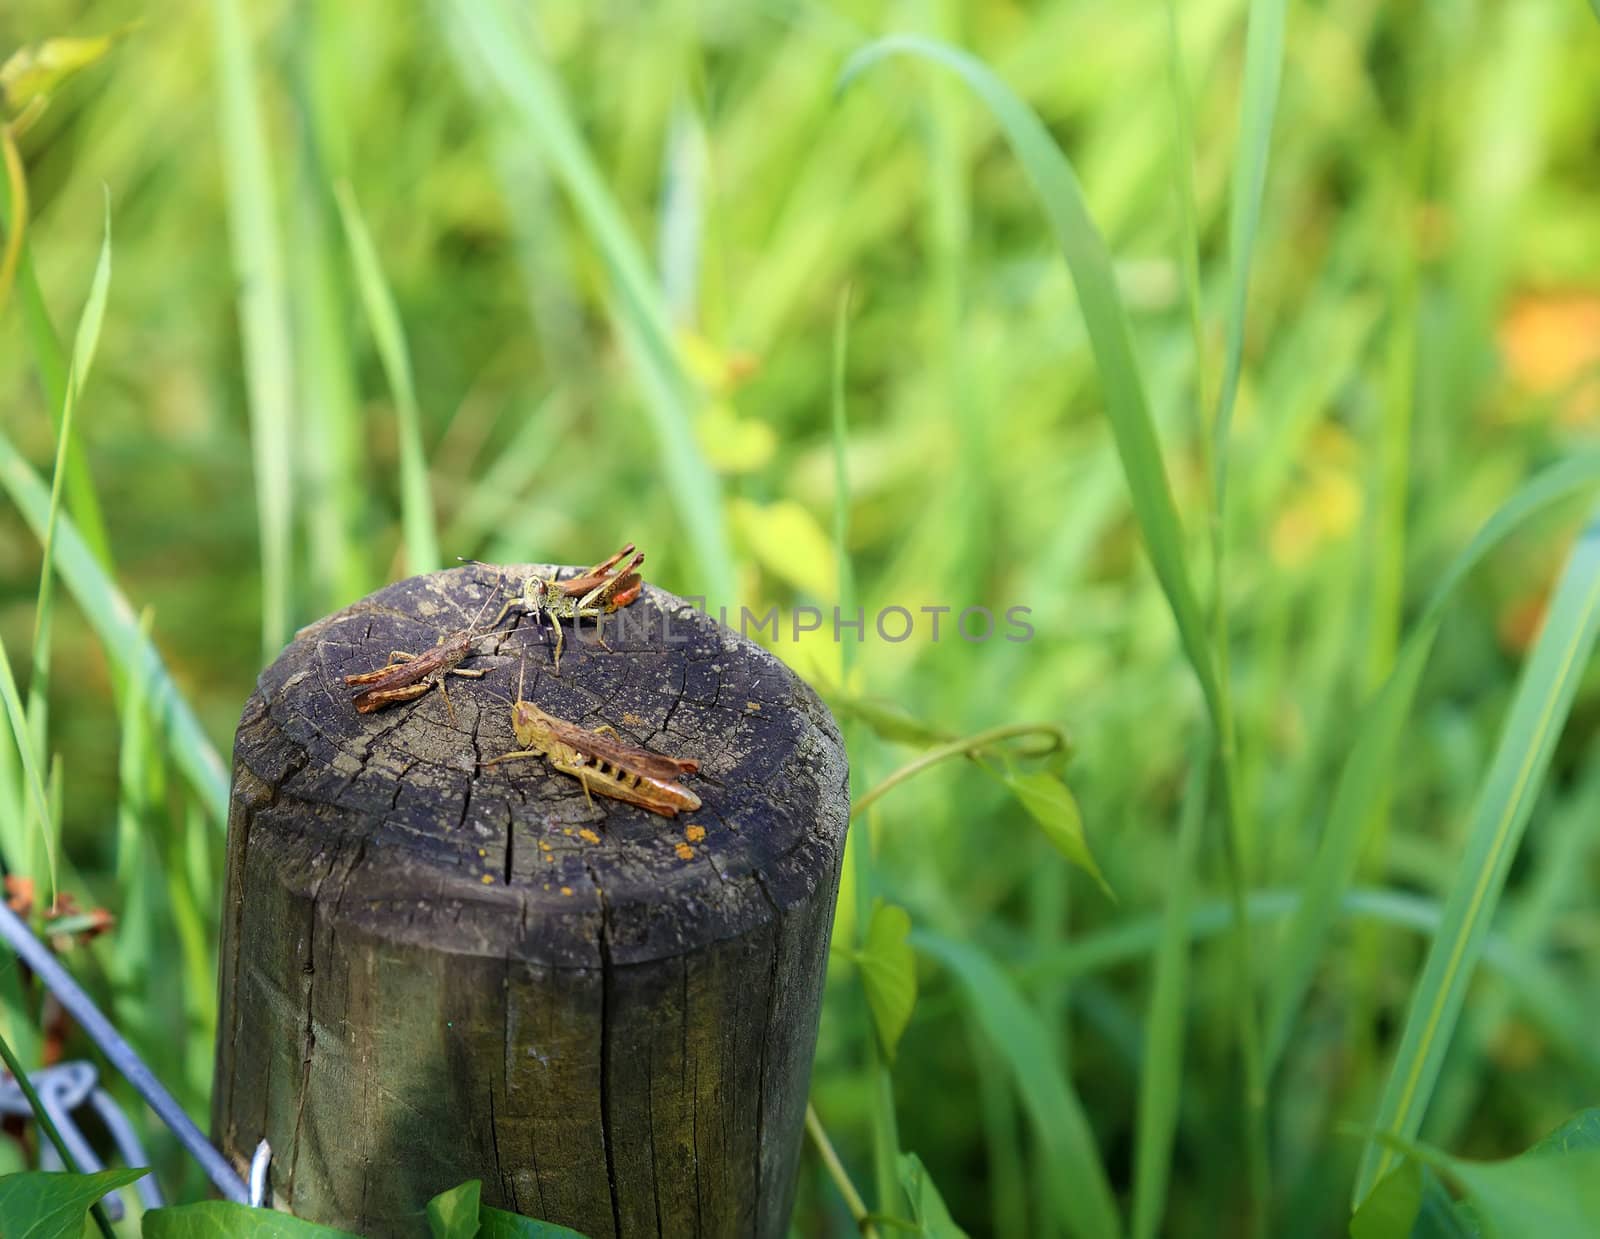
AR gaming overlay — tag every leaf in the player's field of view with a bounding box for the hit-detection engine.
[1411,1166,1474,1239]
[913,931,1121,1239]
[1526,1109,1600,1155]
[731,498,839,602]
[1358,506,1600,1198]
[479,1206,591,1237]
[898,1153,970,1238]
[333,180,440,575]
[0,34,118,113]
[1356,1111,1600,1239]
[0,1167,144,1239]
[857,900,917,1062]
[1447,1151,1600,1237]
[142,1200,361,1237]
[426,1179,482,1239]
[1349,1161,1422,1239]
[994,767,1111,899]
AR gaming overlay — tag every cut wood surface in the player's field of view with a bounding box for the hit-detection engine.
[212,563,849,1238]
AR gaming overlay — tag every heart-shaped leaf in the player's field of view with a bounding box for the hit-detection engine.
[142,1200,361,1237]
[996,767,1112,899]
[427,1179,482,1239]
[0,1167,145,1239]
[479,1205,592,1237]
[857,900,917,1062]
[1349,1160,1423,1239]
[899,1153,969,1237]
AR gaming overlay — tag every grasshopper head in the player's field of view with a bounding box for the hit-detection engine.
[522,576,556,607]
[510,699,553,746]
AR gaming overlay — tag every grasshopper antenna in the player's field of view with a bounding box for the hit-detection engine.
[456,562,507,635]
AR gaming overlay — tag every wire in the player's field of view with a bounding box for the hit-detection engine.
[0,898,250,1204]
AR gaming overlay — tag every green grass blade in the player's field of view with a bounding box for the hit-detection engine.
[0,142,113,570]
[27,193,111,728]
[332,180,440,574]
[33,193,111,639]
[0,125,26,318]
[832,290,857,684]
[0,428,229,823]
[1356,503,1600,1203]
[838,34,1219,741]
[1265,453,1600,1072]
[443,1,734,607]
[1163,0,1210,443]
[12,192,112,903]
[914,930,1122,1239]
[0,634,54,899]
[287,21,370,611]
[1131,747,1209,1239]
[211,0,297,656]
[827,288,900,1210]
[1210,0,1287,498]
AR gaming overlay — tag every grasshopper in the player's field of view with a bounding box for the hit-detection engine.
[343,572,504,724]
[483,543,646,673]
[482,660,701,818]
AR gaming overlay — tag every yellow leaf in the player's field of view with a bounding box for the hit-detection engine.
[676,328,761,394]
[696,402,777,474]
[1,34,118,114]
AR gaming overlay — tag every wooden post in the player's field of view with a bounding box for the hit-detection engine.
[212,565,848,1238]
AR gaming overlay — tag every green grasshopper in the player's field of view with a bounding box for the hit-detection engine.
[481,659,701,817]
[485,543,646,673]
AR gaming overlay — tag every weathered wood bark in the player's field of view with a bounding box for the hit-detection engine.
[212,565,848,1237]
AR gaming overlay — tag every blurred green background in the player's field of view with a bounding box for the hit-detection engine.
[3,1,1600,1236]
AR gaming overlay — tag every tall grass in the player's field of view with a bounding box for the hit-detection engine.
[3,2,1600,1235]
[210,0,297,659]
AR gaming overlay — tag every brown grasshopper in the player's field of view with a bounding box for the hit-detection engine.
[343,572,504,724]
[482,543,646,674]
[482,660,701,818]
